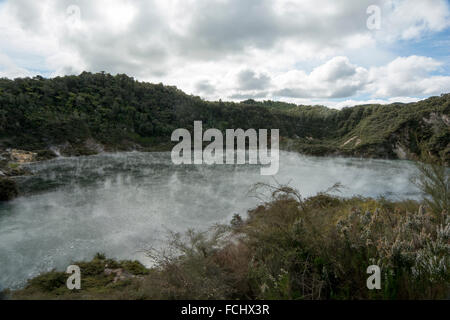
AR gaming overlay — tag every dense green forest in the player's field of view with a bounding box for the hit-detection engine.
[0,72,448,162]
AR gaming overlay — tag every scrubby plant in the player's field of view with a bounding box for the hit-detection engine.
[413,159,449,220]
[136,182,448,300]
[141,227,241,299]
[11,184,450,300]
[12,254,149,300]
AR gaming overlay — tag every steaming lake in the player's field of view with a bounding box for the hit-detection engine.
[0,151,422,290]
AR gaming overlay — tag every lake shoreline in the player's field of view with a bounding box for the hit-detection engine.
[0,151,428,293]
[5,189,449,300]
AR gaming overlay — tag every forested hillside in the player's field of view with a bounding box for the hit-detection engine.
[0,72,448,162]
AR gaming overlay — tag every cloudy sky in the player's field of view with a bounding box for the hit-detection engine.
[0,0,449,108]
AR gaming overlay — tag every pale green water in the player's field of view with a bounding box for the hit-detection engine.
[0,151,421,290]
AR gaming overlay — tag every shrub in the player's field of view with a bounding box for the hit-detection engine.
[413,160,449,220]
[0,177,18,201]
[11,184,450,300]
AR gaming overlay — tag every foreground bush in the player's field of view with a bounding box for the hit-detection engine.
[10,185,449,300]
[11,256,149,300]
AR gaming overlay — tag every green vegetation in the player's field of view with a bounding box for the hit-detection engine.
[414,162,449,220]
[10,180,449,300]
[2,73,448,298]
[0,73,448,162]
[0,177,18,201]
[11,255,149,300]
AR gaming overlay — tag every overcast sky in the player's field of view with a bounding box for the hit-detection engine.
[0,0,449,108]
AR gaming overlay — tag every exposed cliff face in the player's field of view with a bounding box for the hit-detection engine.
[386,111,450,163]
[0,148,59,182]
[285,108,449,163]
[10,149,37,163]
[329,105,450,163]
[50,138,104,157]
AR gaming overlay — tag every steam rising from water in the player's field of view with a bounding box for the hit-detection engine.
[0,151,421,290]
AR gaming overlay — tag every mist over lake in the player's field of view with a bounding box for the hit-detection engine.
[0,151,422,290]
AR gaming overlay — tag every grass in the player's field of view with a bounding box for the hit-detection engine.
[7,162,20,169]
[11,256,149,300]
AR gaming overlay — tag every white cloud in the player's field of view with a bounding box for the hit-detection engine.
[328,96,422,110]
[271,56,369,99]
[0,53,34,78]
[0,0,448,106]
[380,0,450,41]
[226,55,450,104]
[368,56,450,97]
[236,69,271,91]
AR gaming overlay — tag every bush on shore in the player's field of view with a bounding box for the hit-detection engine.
[0,177,18,201]
[10,183,449,300]
[11,255,149,300]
